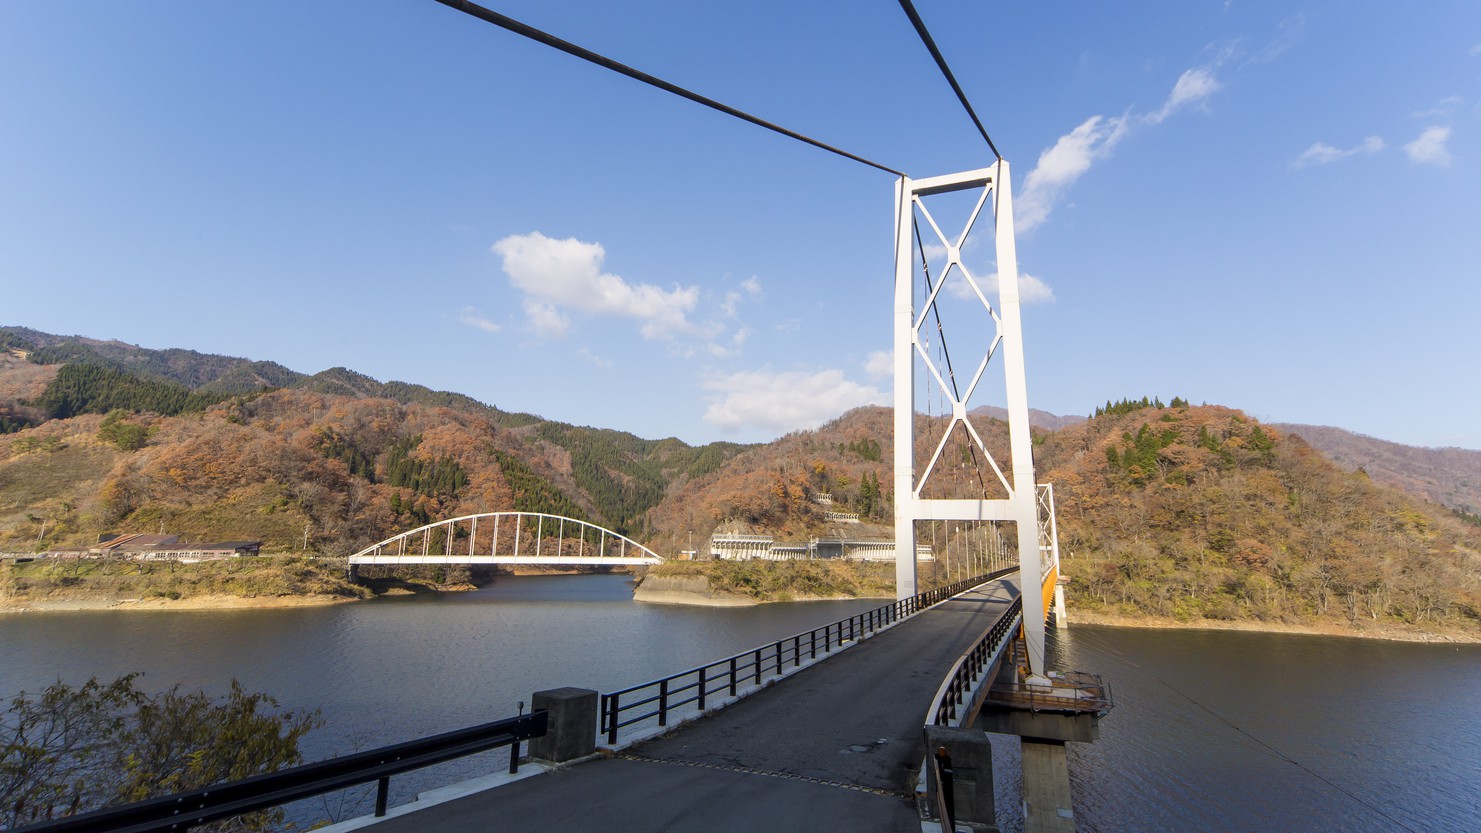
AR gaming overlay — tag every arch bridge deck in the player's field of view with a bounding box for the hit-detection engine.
[348,512,662,567]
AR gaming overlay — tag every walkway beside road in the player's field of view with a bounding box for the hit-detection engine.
[360,578,1020,832]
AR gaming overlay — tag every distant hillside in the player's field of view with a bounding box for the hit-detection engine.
[6,325,1479,637]
[1272,423,1481,517]
[0,328,749,554]
[969,405,1085,432]
[648,400,1481,637]
[1039,403,1480,635]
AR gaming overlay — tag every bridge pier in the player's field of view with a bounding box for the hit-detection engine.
[1019,741,1075,833]
[968,640,1107,833]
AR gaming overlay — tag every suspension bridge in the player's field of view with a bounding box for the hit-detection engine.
[13,2,1113,832]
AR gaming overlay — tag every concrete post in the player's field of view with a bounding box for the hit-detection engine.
[528,687,597,763]
[923,725,999,833]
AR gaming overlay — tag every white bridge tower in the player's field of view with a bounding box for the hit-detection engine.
[892,161,1058,678]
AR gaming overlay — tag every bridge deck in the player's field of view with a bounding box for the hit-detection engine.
[359,578,1020,832]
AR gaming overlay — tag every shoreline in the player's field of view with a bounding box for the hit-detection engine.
[7,588,1474,645]
[1066,609,1481,644]
[0,593,359,613]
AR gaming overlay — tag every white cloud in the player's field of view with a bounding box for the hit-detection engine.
[1405,126,1453,166]
[741,277,763,297]
[522,300,570,339]
[1016,115,1128,232]
[492,232,698,340]
[946,271,1055,304]
[1145,67,1221,125]
[457,306,501,333]
[576,347,614,368]
[703,369,887,435]
[703,326,752,359]
[1017,63,1220,232]
[1290,136,1385,169]
[1471,42,1481,56]
[864,350,892,380]
[996,272,1056,304]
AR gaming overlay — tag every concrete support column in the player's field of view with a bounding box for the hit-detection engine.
[923,726,999,833]
[528,687,597,763]
[1021,741,1075,833]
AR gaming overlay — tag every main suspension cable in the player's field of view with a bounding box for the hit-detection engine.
[431,0,906,177]
[895,0,1001,160]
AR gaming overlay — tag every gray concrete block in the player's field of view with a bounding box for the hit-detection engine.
[924,725,999,833]
[529,687,597,763]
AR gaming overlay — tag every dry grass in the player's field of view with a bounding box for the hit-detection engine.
[647,559,897,602]
[3,555,371,602]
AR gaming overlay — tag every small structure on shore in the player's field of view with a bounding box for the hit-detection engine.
[44,533,262,562]
[710,533,932,562]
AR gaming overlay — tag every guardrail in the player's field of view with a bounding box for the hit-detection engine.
[926,596,1023,726]
[11,711,548,833]
[600,568,1015,745]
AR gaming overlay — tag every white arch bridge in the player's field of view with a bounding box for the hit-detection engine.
[348,512,663,567]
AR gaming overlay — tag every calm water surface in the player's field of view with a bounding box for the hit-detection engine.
[4,577,1479,832]
[995,624,1481,833]
[0,574,881,824]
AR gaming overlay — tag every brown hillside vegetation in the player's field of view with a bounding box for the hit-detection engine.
[1272,422,1481,517]
[645,405,1028,553]
[1037,403,1481,635]
[0,388,737,556]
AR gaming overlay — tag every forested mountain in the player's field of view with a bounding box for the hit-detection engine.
[0,329,748,553]
[1271,422,1481,520]
[1037,401,1480,633]
[4,327,1479,635]
[643,400,1481,635]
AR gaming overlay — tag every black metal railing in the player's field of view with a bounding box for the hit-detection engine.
[11,711,548,833]
[927,596,1023,726]
[600,568,1014,745]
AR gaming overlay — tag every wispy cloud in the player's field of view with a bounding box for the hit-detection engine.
[1405,126,1453,166]
[864,350,892,380]
[492,232,698,340]
[1290,136,1385,169]
[1144,67,1222,125]
[1412,96,1462,119]
[1017,63,1223,232]
[1250,13,1306,65]
[576,347,614,368]
[457,306,501,333]
[1016,115,1129,232]
[702,368,886,435]
[1471,42,1481,56]
[944,270,1056,304]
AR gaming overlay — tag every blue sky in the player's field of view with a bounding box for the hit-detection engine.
[2,1,1478,449]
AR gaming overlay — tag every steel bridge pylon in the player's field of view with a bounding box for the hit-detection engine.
[349,512,663,567]
[892,160,1059,679]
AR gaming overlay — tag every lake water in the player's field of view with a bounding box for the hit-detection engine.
[1010,623,1481,833]
[3,575,1479,831]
